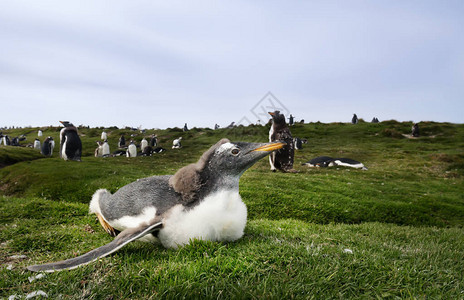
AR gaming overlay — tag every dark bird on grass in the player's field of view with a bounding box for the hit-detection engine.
[352,114,358,124]
[329,158,368,170]
[288,114,294,126]
[141,145,153,156]
[412,123,420,137]
[153,147,166,153]
[294,137,308,150]
[118,135,126,148]
[59,121,82,161]
[2,135,10,146]
[303,156,334,168]
[371,117,379,123]
[268,111,295,172]
[183,123,189,132]
[41,137,55,156]
[150,135,157,147]
[27,139,285,272]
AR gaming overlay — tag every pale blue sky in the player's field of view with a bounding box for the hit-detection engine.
[1,0,463,128]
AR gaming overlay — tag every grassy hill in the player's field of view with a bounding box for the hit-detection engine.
[1,121,463,298]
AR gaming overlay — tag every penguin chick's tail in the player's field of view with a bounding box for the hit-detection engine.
[89,189,118,237]
[27,221,163,272]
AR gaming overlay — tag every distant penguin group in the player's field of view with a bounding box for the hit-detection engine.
[268,111,295,172]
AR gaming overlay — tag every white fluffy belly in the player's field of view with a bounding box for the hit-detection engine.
[158,189,247,249]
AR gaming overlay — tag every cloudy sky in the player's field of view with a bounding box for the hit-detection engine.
[1,0,463,129]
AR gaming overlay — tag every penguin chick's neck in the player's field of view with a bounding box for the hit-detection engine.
[201,167,241,197]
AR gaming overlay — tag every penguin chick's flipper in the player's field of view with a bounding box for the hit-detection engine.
[27,221,163,272]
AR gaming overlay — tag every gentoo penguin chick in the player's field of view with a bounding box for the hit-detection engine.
[118,135,126,148]
[172,137,182,149]
[101,131,107,141]
[141,145,153,156]
[412,123,420,137]
[27,139,285,272]
[140,138,148,152]
[303,156,334,168]
[34,138,41,150]
[41,137,55,156]
[59,121,82,161]
[126,140,137,157]
[102,140,110,157]
[352,114,358,124]
[329,158,368,170]
[268,111,295,172]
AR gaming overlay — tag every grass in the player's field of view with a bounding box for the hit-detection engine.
[1,121,464,299]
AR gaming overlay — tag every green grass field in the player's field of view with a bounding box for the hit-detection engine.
[1,121,463,299]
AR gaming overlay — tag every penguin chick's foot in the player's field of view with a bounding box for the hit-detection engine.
[96,213,118,237]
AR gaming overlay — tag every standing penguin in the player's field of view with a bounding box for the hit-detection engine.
[38,130,43,137]
[126,140,137,157]
[140,138,148,152]
[41,137,55,156]
[118,135,126,148]
[412,123,420,137]
[183,123,189,132]
[102,140,110,157]
[149,135,157,147]
[27,139,285,272]
[101,131,107,141]
[59,121,82,161]
[352,114,358,124]
[2,135,11,146]
[268,111,295,172]
[288,114,294,126]
[34,138,41,150]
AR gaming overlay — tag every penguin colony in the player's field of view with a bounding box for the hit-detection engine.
[27,139,285,272]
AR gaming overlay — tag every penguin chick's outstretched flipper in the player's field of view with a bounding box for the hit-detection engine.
[27,221,163,272]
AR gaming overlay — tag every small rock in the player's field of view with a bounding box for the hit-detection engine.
[28,273,46,283]
[343,248,353,254]
[25,290,48,299]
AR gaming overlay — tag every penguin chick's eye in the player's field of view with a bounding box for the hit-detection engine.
[231,148,240,155]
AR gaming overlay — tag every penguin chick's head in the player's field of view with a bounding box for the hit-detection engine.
[268,111,286,126]
[169,138,285,203]
[210,139,286,177]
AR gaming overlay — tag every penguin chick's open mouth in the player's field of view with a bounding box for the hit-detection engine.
[250,142,286,153]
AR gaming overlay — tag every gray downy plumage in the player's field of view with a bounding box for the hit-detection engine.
[27,138,285,272]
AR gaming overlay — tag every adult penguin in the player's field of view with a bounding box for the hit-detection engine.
[118,135,126,148]
[149,135,157,147]
[41,137,55,156]
[27,139,285,272]
[352,114,358,124]
[140,138,148,152]
[102,140,110,157]
[59,121,82,161]
[412,123,420,137]
[34,138,41,150]
[268,111,295,172]
[126,140,137,157]
[101,131,107,141]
